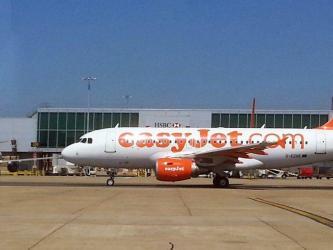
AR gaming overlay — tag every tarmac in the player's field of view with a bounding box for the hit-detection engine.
[0,176,332,250]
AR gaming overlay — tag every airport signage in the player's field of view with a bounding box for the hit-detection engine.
[154,122,182,128]
[31,142,40,147]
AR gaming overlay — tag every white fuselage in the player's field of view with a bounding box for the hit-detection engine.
[61,127,333,170]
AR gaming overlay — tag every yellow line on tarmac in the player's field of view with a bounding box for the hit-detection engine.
[250,197,333,229]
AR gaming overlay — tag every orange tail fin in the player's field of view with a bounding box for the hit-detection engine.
[317,118,333,130]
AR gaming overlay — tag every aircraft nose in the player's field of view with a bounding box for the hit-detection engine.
[61,144,76,162]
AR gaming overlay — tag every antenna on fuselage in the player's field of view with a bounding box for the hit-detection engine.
[261,124,266,129]
[115,124,119,128]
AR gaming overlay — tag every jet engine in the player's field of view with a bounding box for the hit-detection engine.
[7,162,19,172]
[155,158,199,182]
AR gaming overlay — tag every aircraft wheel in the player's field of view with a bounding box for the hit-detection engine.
[213,175,229,188]
[106,177,115,186]
[213,175,221,187]
[84,168,91,176]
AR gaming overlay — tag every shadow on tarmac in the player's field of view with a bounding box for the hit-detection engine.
[0,180,332,190]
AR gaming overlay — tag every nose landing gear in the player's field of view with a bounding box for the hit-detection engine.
[106,177,115,186]
[106,169,116,186]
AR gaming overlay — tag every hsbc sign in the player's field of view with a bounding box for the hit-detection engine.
[154,122,182,128]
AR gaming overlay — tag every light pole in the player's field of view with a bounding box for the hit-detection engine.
[82,76,96,133]
[123,95,132,108]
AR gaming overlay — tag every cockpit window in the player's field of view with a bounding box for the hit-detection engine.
[79,137,93,144]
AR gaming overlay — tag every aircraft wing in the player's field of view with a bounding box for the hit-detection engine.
[172,138,286,163]
[0,156,61,164]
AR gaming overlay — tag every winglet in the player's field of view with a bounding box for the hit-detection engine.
[317,118,333,130]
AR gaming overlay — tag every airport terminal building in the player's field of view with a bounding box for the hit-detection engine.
[0,108,332,154]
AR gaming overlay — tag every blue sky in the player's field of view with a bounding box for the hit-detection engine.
[1,0,333,116]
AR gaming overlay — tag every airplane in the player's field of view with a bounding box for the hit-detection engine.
[58,119,333,187]
[2,119,333,188]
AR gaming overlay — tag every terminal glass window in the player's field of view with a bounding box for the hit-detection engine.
[302,115,310,128]
[49,113,58,130]
[266,114,274,128]
[76,113,85,130]
[211,113,330,129]
[103,113,112,128]
[67,113,76,130]
[57,131,66,147]
[256,114,265,128]
[40,113,49,129]
[130,113,139,127]
[320,115,328,126]
[211,114,220,127]
[275,114,283,128]
[66,131,75,145]
[39,131,48,147]
[89,114,94,131]
[220,114,229,127]
[238,114,247,128]
[229,114,238,127]
[94,113,103,130]
[122,113,130,127]
[311,115,320,128]
[284,114,292,128]
[58,113,67,130]
[37,111,140,148]
[112,113,121,127]
[49,131,57,148]
[293,114,302,128]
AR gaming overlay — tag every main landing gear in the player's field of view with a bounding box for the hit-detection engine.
[213,175,229,188]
